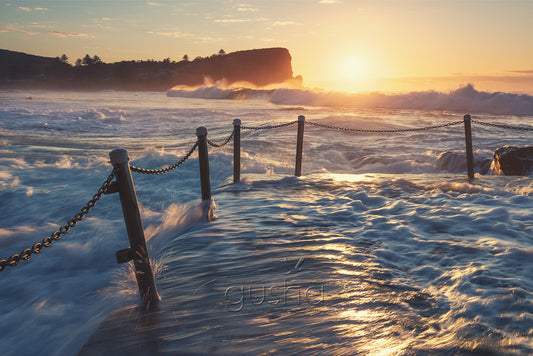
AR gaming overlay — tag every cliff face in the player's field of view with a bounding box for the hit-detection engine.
[0,48,297,91]
[173,48,294,87]
[0,49,70,82]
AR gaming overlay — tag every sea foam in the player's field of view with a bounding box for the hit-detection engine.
[168,83,533,116]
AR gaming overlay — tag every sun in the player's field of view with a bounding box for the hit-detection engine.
[338,54,371,80]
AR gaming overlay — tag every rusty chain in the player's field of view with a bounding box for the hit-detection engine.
[0,169,117,272]
[472,119,533,131]
[306,120,464,133]
[241,120,298,130]
[130,142,198,175]
[207,128,235,148]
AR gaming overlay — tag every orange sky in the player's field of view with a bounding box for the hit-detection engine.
[2,0,533,93]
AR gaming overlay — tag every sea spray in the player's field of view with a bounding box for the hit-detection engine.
[168,83,533,116]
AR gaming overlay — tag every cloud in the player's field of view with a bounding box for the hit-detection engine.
[29,22,53,29]
[49,30,89,38]
[214,18,253,23]
[3,24,37,35]
[271,21,298,26]
[149,31,190,38]
[237,6,257,12]
[91,17,113,30]
[147,2,161,6]
[16,6,48,12]
[319,0,341,3]
[508,70,533,75]
[148,31,213,42]
[214,17,268,23]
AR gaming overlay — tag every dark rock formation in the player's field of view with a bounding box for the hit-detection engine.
[0,49,70,85]
[492,145,533,175]
[0,48,298,91]
[172,48,295,87]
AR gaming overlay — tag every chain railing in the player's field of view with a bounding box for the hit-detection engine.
[306,120,464,132]
[472,119,533,131]
[130,142,198,174]
[207,128,235,147]
[0,169,117,272]
[241,120,298,130]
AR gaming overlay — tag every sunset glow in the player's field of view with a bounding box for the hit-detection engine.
[339,54,371,81]
[1,0,533,92]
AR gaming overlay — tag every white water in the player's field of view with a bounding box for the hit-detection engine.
[1,89,532,355]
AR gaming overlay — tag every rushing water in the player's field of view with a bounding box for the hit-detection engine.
[1,89,532,355]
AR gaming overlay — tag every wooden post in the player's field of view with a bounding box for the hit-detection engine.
[295,115,305,177]
[109,148,160,309]
[463,114,475,180]
[233,119,241,184]
[196,127,211,200]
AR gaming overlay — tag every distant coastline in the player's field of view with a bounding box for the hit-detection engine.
[0,48,302,91]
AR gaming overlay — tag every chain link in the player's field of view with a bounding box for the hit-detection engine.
[130,142,198,175]
[241,120,298,130]
[0,169,117,272]
[207,128,235,148]
[472,119,533,131]
[306,120,463,133]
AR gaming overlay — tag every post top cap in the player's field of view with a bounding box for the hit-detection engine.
[233,118,241,125]
[196,126,208,136]
[109,148,129,164]
[298,115,305,121]
[464,114,471,120]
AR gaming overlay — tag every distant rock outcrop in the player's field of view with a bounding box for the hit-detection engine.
[491,145,533,175]
[172,48,295,87]
[0,48,299,91]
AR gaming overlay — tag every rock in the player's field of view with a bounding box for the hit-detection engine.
[491,145,533,175]
[172,48,296,87]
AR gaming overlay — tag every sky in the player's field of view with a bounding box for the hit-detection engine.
[1,0,533,92]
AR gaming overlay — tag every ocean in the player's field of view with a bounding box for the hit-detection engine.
[1,87,532,355]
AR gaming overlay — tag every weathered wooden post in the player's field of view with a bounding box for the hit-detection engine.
[233,119,241,184]
[196,127,211,200]
[109,148,160,308]
[463,114,475,180]
[295,115,305,177]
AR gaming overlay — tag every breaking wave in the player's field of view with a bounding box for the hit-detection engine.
[167,84,533,116]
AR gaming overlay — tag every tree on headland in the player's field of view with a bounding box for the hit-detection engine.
[218,49,226,55]
[82,54,93,66]
[56,54,69,64]
[80,54,103,66]
[183,54,189,62]
[75,58,82,67]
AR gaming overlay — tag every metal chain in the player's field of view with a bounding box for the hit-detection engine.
[241,120,298,130]
[130,142,198,175]
[207,128,235,148]
[472,119,533,131]
[306,120,463,133]
[0,169,117,272]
